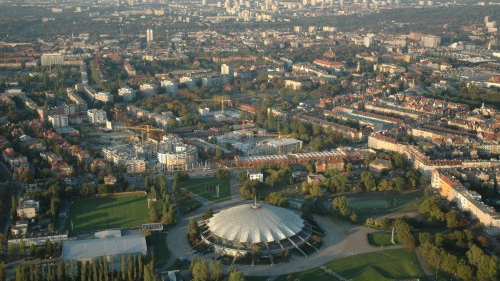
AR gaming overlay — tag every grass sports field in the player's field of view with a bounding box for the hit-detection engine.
[69,196,149,233]
[180,177,231,202]
[347,190,424,221]
[276,249,429,281]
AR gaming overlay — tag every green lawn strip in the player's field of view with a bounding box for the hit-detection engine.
[153,232,170,269]
[367,232,394,247]
[275,267,340,281]
[245,277,272,281]
[68,196,149,233]
[276,249,429,281]
[180,178,231,202]
[327,249,430,281]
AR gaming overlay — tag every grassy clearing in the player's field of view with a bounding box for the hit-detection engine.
[68,196,149,233]
[277,249,429,281]
[180,177,231,202]
[153,232,170,269]
[327,249,429,281]
[367,232,394,247]
[176,196,203,215]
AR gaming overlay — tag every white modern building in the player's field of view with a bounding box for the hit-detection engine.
[87,109,107,124]
[48,115,69,128]
[158,144,199,172]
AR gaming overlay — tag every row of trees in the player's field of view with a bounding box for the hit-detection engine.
[300,168,420,198]
[13,254,157,281]
[190,258,245,281]
[145,175,176,225]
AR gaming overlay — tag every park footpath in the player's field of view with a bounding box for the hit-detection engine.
[162,172,405,278]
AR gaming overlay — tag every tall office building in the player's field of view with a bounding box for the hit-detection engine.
[146,29,154,43]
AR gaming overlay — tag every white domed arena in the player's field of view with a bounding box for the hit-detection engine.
[199,202,314,258]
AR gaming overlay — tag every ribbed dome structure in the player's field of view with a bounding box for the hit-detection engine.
[206,204,304,243]
[199,203,313,258]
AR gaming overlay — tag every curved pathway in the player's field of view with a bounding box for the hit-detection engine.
[163,200,402,276]
[163,171,403,276]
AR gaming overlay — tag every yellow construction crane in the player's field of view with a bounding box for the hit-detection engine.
[118,125,165,142]
[193,96,232,114]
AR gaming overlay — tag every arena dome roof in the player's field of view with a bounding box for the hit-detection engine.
[205,203,305,243]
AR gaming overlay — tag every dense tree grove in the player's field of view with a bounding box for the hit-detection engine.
[331,196,357,223]
[420,236,498,281]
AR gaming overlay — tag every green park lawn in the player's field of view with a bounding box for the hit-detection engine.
[367,232,395,247]
[179,177,231,202]
[68,196,150,233]
[153,232,170,269]
[277,249,429,281]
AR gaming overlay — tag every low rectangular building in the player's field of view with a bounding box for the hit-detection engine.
[63,234,147,263]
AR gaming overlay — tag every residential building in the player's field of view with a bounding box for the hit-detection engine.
[118,86,136,102]
[48,115,69,128]
[41,53,64,66]
[87,109,107,124]
[17,198,40,219]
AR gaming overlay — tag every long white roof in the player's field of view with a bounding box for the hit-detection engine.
[63,235,147,260]
[206,204,304,243]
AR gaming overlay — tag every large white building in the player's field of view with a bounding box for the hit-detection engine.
[200,203,312,257]
[87,109,107,124]
[431,169,500,236]
[158,143,198,172]
[48,115,69,128]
